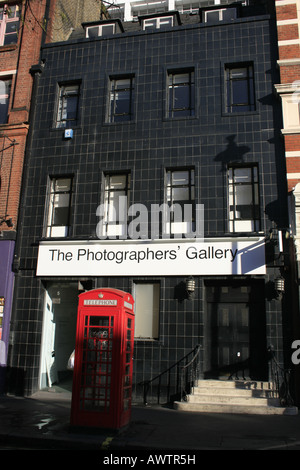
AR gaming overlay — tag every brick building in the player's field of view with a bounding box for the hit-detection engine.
[0,0,48,392]
[274,0,300,402]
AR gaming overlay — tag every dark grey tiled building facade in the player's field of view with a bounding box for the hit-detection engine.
[7,1,298,405]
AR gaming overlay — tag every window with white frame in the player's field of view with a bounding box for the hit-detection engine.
[45,177,73,237]
[85,23,116,38]
[0,4,20,46]
[56,83,80,128]
[203,8,236,23]
[0,77,11,123]
[143,16,173,30]
[165,168,195,236]
[134,282,160,339]
[100,173,130,238]
[228,165,260,233]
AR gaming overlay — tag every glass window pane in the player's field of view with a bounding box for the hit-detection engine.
[233,168,251,183]
[232,80,248,105]
[87,26,99,38]
[172,171,189,185]
[54,178,71,192]
[205,10,220,22]
[172,186,189,201]
[102,24,114,36]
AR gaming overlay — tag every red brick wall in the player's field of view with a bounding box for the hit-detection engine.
[0,0,47,231]
[276,0,300,191]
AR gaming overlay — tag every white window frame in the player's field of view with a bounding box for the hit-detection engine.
[0,76,11,124]
[133,282,160,339]
[45,177,72,238]
[204,8,236,23]
[85,23,116,38]
[143,16,173,30]
[0,3,20,46]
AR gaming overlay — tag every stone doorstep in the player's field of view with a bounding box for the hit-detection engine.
[174,380,299,415]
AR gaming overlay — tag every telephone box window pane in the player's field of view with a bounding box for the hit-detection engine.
[80,315,113,411]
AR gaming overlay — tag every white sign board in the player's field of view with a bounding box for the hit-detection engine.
[36,238,266,276]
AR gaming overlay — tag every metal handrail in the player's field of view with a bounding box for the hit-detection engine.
[139,344,201,405]
[269,346,294,407]
[180,344,201,401]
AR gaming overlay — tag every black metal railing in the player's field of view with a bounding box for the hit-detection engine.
[269,346,294,407]
[139,344,201,405]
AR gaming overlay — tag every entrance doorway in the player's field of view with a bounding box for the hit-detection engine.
[39,282,79,391]
[204,280,268,381]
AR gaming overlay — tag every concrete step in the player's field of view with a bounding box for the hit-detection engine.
[187,394,279,406]
[173,380,298,415]
[174,401,298,415]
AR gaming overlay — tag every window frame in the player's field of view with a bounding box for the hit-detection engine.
[100,172,131,238]
[85,23,116,38]
[0,76,12,124]
[133,282,160,340]
[56,82,80,129]
[225,63,256,114]
[165,167,195,236]
[227,165,260,233]
[0,3,20,46]
[107,75,134,123]
[167,68,195,119]
[143,16,173,30]
[203,7,237,23]
[45,176,73,238]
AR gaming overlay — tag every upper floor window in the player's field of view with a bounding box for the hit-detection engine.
[167,69,195,118]
[165,168,195,236]
[108,76,134,123]
[225,63,255,113]
[203,7,236,23]
[0,77,11,123]
[143,16,173,30]
[228,165,260,233]
[45,177,73,238]
[86,23,115,38]
[0,4,20,46]
[56,83,80,128]
[100,173,131,238]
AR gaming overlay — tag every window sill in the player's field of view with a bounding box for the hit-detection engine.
[0,43,18,52]
[222,110,259,117]
[163,115,198,122]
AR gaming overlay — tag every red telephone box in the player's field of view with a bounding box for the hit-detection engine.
[70,288,135,429]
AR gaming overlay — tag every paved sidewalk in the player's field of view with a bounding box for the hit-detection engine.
[0,388,300,454]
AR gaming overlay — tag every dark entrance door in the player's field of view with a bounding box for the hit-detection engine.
[204,281,267,380]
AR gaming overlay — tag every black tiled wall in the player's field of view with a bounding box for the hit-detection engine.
[10,11,288,399]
